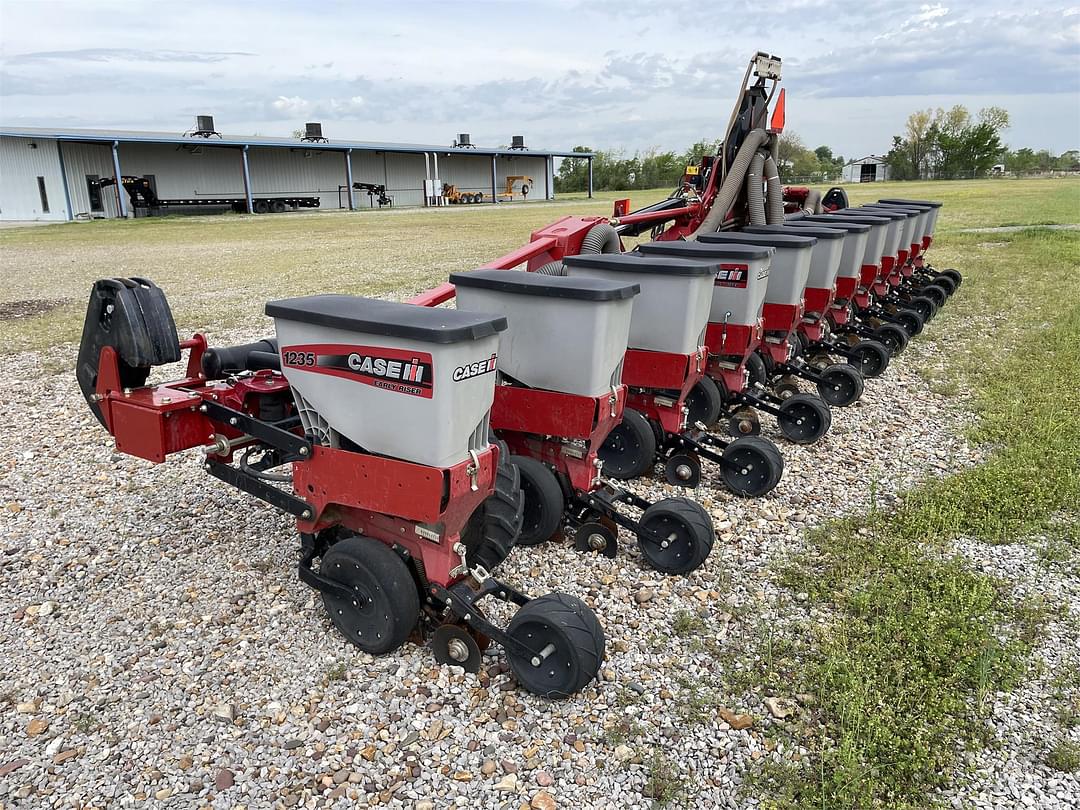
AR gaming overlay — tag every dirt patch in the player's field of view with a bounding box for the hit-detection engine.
[0,298,73,321]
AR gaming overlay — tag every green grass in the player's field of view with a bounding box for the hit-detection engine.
[1047,740,1080,773]
[754,183,1080,808]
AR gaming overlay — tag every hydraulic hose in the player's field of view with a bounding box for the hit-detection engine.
[746,151,766,226]
[535,222,621,275]
[764,155,785,223]
[801,188,824,215]
[688,128,769,240]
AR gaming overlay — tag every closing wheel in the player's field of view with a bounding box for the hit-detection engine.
[320,535,420,654]
[636,498,714,575]
[685,376,723,427]
[460,437,523,571]
[720,436,784,497]
[598,408,656,480]
[727,407,761,437]
[907,295,936,322]
[873,323,909,356]
[664,452,701,488]
[511,455,564,546]
[505,593,605,698]
[848,340,890,378]
[777,393,832,445]
[895,308,924,337]
[574,522,618,558]
[431,624,483,673]
[941,268,962,288]
[816,363,865,407]
[921,284,948,309]
[931,274,956,295]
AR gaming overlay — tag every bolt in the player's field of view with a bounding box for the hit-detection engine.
[676,464,692,481]
[228,417,237,426]
[588,534,606,550]
[447,638,470,663]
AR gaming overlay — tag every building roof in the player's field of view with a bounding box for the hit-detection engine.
[0,126,593,159]
[845,155,888,166]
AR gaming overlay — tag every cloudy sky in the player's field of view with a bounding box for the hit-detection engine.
[1,0,1078,161]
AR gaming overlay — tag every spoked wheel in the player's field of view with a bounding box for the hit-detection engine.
[745,351,769,387]
[895,308,924,337]
[511,455,564,546]
[906,295,936,323]
[873,323,909,356]
[431,624,483,673]
[921,284,948,310]
[598,408,656,479]
[848,340,890,378]
[941,268,962,288]
[931,274,957,296]
[777,393,832,444]
[664,452,701,488]
[460,437,523,570]
[636,498,714,574]
[727,407,761,437]
[320,535,420,654]
[505,593,605,698]
[685,376,723,428]
[720,436,784,497]
[816,363,864,407]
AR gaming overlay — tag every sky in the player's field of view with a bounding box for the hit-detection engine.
[1,0,1078,162]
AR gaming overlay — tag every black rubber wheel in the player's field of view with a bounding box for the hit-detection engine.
[685,376,723,427]
[271,200,287,214]
[636,498,714,574]
[505,593,605,698]
[320,535,420,654]
[895,308,924,337]
[460,437,523,571]
[931,274,957,296]
[664,452,701,488]
[921,284,948,309]
[849,340,890,378]
[907,295,936,322]
[511,455,564,546]
[795,331,811,357]
[253,200,270,214]
[745,351,768,387]
[777,393,832,444]
[816,363,864,407]
[873,323,909,356]
[720,436,784,497]
[941,268,962,288]
[598,408,656,479]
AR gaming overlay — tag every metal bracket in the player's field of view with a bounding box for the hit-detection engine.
[202,400,312,459]
[205,458,311,518]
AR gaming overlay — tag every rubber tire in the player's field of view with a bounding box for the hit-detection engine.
[745,351,768,387]
[320,535,420,655]
[907,295,936,322]
[895,308,924,337]
[921,284,948,309]
[685,376,723,427]
[636,498,714,575]
[848,340,890,378]
[253,200,270,214]
[720,436,784,497]
[777,393,832,445]
[873,323,909,356]
[817,363,865,407]
[505,593,605,698]
[941,268,962,288]
[932,274,957,296]
[271,200,287,214]
[460,437,523,571]
[511,455,564,546]
[598,408,656,480]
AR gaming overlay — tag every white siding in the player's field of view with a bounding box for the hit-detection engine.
[61,142,122,218]
[0,136,67,220]
[495,154,549,202]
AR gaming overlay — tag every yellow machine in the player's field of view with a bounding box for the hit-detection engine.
[497,176,533,201]
[442,184,484,204]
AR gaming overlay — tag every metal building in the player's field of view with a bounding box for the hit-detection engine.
[841,155,890,183]
[0,123,594,221]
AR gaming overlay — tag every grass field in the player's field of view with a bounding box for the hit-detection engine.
[2,177,1078,806]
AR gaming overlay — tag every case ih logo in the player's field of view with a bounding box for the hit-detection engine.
[453,353,498,382]
[282,344,434,399]
[714,263,751,289]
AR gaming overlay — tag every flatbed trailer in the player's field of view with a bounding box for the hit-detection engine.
[132,196,321,216]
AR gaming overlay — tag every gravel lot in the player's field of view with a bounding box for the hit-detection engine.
[2,302,1075,809]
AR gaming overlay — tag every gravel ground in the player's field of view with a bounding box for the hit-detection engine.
[0,312,1047,810]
